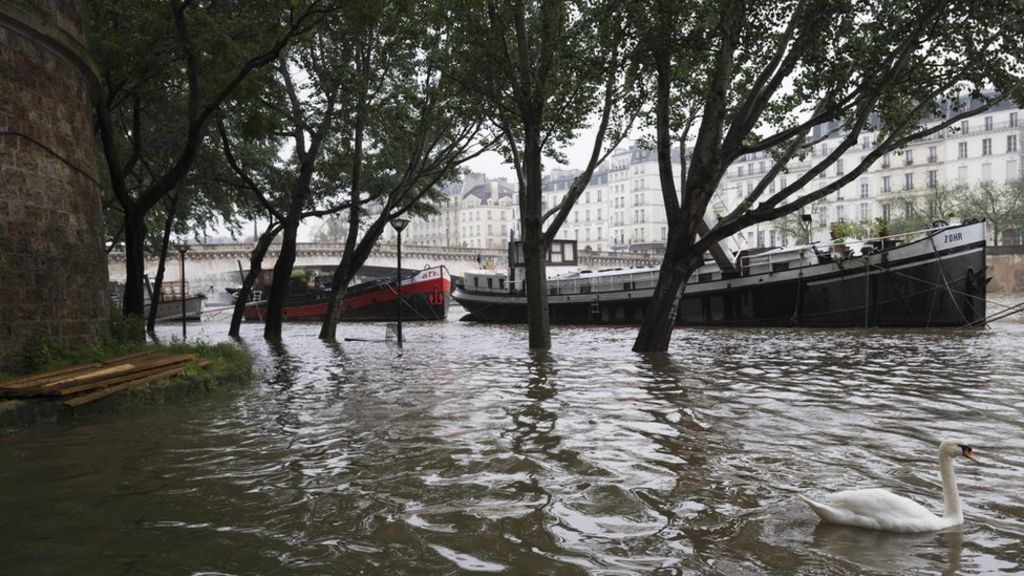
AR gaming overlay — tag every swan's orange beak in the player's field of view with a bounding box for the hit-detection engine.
[963,450,979,463]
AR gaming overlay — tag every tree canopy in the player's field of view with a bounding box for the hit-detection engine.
[628,0,1024,351]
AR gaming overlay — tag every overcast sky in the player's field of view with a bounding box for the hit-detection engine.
[464,125,606,181]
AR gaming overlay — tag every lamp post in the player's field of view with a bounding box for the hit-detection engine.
[390,217,410,345]
[176,242,190,340]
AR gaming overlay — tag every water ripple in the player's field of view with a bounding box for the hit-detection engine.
[1,313,1022,574]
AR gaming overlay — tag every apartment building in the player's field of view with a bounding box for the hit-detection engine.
[543,147,678,253]
[719,98,1023,247]
[400,99,1022,253]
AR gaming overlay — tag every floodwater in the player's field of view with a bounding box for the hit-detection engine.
[2,302,1023,575]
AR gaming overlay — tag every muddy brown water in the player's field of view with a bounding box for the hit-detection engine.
[2,305,1022,575]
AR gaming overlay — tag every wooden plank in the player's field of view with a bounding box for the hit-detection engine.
[0,363,104,390]
[39,354,196,391]
[52,360,198,397]
[63,363,192,408]
[1,354,197,398]
[0,351,159,391]
[97,351,162,365]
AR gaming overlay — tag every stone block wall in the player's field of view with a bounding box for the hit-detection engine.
[987,253,1024,294]
[0,1,108,373]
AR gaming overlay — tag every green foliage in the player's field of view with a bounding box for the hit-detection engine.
[22,331,62,373]
[885,184,967,234]
[13,310,249,379]
[958,179,1024,245]
[867,217,890,239]
[107,310,147,350]
[829,220,855,241]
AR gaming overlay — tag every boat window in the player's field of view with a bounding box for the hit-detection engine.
[487,278,493,289]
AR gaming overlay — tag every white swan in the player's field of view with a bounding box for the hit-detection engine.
[799,439,979,533]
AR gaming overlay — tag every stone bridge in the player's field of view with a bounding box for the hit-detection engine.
[107,242,658,304]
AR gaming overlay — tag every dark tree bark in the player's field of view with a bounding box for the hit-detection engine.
[229,224,281,337]
[146,193,181,332]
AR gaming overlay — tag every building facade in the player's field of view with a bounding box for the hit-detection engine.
[719,99,1024,248]
[399,100,1022,258]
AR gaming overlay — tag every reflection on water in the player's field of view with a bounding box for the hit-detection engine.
[810,524,962,575]
[1,313,1023,575]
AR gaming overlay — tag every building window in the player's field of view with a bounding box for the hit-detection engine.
[836,159,844,175]
[882,175,891,193]
[960,120,969,135]
[982,138,992,156]
[1008,134,1018,153]
[769,230,776,246]
[984,116,993,131]
[904,149,913,165]
[958,142,968,159]
[836,205,846,222]
[859,202,869,222]
[927,170,938,188]
[860,179,869,198]
[928,146,938,163]
[1011,112,1019,128]
[904,173,914,191]
[882,153,891,168]
[882,203,891,222]
[756,230,765,247]
[836,186,844,200]
[861,136,871,150]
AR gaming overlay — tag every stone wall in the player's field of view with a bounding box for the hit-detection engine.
[988,252,1024,294]
[0,1,108,373]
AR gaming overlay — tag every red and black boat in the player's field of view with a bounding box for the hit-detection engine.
[243,266,450,322]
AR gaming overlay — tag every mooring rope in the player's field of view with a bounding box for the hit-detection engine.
[927,233,968,324]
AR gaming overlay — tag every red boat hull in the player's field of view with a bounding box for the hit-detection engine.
[243,266,450,322]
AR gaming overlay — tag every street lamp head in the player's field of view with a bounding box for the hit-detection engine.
[175,241,191,255]
[390,217,411,233]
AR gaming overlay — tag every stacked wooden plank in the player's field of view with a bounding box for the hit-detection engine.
[0,351,204,408]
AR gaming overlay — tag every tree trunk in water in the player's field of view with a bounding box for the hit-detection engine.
[263,222,300,340]
[121,209,148,334]
[631,235,701,353]
[522,124,550,350]
[146,244,170,333]
[319,259,356,341]
[147,196,180,332]
[229,228,279,337]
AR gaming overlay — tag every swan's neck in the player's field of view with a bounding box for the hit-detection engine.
[939,452,962,521]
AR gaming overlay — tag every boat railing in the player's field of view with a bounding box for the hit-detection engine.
[548,269,661,296]
[738,224,950,270]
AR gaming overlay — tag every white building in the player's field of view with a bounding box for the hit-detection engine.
[543,147,680,253]
[718,98,1023,247]
[399,99,1022,254]
[400,173,517,249]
